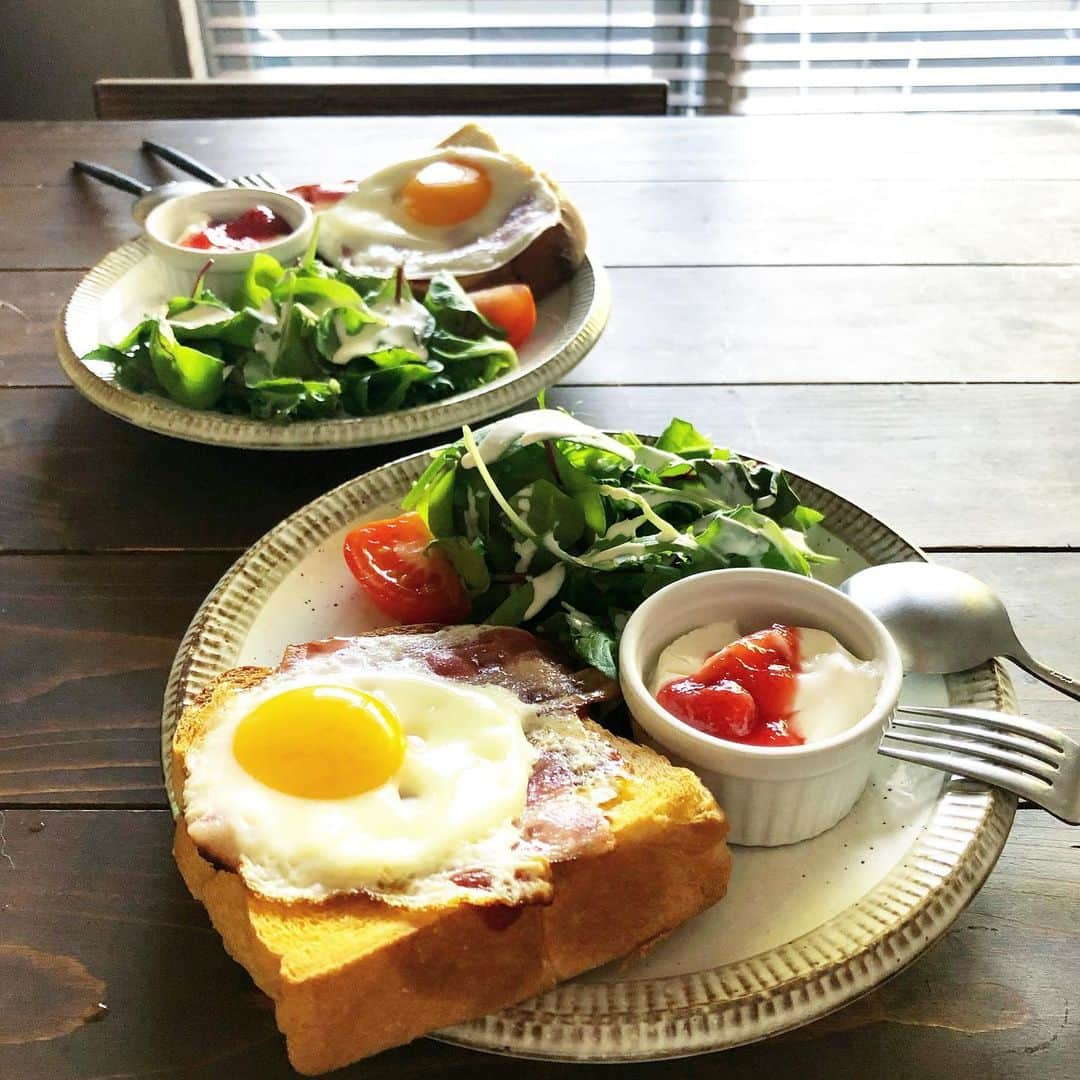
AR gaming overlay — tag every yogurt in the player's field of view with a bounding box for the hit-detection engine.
[651,621,883,746]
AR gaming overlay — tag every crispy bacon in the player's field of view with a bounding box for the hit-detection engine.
[521,794,615,862]
[280,626,619,717]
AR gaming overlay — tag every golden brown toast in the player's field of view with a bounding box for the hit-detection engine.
[172,642,730,1075]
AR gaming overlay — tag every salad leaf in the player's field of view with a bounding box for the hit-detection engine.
[423,272,506,340]
[655,417,714,458]
[339,362,438,415]
[84,261,519,420]
[236,252,285,311]
[272,272,369,317]
[398,410,830,674]
[246,377,341,421]
[148,321,225,410]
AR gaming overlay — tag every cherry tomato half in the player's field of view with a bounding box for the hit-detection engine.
[343,512,470,625]
[468,284,537,348]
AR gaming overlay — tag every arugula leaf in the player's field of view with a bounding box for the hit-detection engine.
[655,417,714,457]
[397,413,830,675]
[562,605,619,680]
[423,271,505,340]
[430,535,490,596]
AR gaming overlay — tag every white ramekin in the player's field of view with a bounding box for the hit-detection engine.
[619,568,903,847]
[144,188,314,300]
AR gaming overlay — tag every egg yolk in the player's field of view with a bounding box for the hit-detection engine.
[400,160,493,226]
[233,686,405,799]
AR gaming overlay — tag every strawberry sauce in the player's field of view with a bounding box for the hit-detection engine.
[180,205,293,251]
[656,624,804,746]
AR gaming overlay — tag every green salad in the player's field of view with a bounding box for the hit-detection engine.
[403,409,832,677]
[83,244,517,421]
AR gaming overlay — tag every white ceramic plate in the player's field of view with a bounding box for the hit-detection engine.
[56,239,609,450]
[161,447,1016,1062]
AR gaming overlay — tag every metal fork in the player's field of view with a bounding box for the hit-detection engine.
[141,139,284,192]
[880,704,1079,824]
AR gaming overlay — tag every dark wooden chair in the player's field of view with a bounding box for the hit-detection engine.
[93,78,669,120]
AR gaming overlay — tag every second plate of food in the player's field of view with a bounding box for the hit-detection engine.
[162,415,1015,1063]
[57,243,608,451]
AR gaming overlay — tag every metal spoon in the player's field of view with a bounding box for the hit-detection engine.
[71,160,212,225]
[841,562,1080,701]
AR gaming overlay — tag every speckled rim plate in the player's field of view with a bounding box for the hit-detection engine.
[161,445,1016,1062]
[56,237,609,450]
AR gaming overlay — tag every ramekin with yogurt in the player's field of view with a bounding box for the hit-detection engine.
[144,188,313,297]
[620,569,902,846]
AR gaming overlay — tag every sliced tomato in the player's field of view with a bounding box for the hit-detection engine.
[343,512,470,625]
[468,284,537,348]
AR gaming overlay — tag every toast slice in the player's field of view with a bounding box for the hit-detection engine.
[172,634,730,1074]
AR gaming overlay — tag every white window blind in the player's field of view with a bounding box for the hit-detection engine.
[185,0,1080,113]
[188,0,732,113]
[730,0,1080,113]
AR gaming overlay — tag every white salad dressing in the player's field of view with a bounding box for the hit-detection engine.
[167,302,235,331]
[513,537,537,573]
[460,410,635,469]
[523,564,565,620]
[328,297,431,366]
[651,621,883,743]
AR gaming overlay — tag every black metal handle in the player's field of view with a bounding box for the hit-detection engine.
[141,140,227,186]
[72,160,150,197]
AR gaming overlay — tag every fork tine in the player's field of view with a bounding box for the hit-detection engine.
[885,727,1059,782]
[878,740,1052,802]
[891,716,1064,767]
[897,704,1066,750]
[231,172,284,192]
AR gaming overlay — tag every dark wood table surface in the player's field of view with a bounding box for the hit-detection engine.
[0,115,1077,1079]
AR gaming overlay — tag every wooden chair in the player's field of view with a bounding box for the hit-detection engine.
[93,78,669,120]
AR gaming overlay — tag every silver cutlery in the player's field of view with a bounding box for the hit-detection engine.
[73,143,284,224]
[841,562,1080,702]
[72,160,212,223]
[141,139,284,192]
[881,703,1079,823]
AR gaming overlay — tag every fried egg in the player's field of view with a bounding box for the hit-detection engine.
[182,664,544,907]
[316,146,560,279]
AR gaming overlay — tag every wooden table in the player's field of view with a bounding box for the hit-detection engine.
[1,116,1077,1079]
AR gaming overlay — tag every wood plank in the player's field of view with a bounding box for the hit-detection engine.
[0,807,1074,1078]
[0,271,78,386]
[0,548,1075,808]
[6,115,1080,186]
[577,266,1080,384]
[0,554,234,805]
[0,385,1074,553]
[14,266,1080,390]
[9,175,1080,271]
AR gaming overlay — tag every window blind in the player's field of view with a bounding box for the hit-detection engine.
[186,0,1080,114]
[189,0,734,113]
[729,1,1080,114]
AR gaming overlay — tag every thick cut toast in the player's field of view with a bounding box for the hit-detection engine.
[172,646,730,1074]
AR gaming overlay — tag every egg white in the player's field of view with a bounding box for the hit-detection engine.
[183,667,540,905]
[316,146,560,278]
